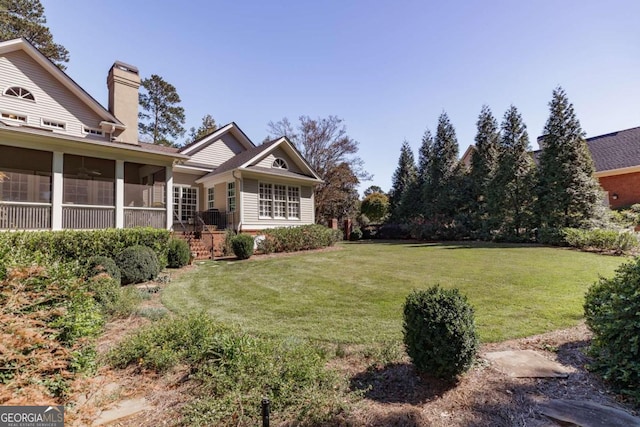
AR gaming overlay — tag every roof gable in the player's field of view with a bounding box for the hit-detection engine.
[0,38,122,126]
[179,122,255,156]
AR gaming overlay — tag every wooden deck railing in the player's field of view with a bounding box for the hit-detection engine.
[124,208,166,229]
[0,202,51,230]
[62,205,115,229]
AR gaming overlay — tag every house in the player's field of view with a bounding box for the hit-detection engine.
[460,126,640,209]
[0,38,322,252]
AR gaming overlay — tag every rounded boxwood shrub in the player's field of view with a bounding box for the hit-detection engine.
[167,238,191,268]
[403,286,479,380]
[584,257,640,402]
[116,245,161,285]
[85,255,121,283]
[231,234,254,260]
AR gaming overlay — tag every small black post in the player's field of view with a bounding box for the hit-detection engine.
[261,397,270,427]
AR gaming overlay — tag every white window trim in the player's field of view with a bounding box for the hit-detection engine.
[227,181,236,212]
[258,181,301,220]
[1,111,27,123]
[82,126,104,136]
[3,86,35,102]
[41,118,66,131]
[173,184,199,222]
[272,157,288,170]
[207,187,215,210]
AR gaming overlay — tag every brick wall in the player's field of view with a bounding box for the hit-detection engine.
[598,171,640,209]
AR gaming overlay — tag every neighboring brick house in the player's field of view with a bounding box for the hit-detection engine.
[586,126,640,209]
[460,126,640,209]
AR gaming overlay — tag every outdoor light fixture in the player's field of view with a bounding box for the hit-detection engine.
[612,193,619,200]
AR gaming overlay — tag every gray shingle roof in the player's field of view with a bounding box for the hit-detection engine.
[586,126,640,172]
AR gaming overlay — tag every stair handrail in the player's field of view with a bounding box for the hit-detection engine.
[195,213,214,259]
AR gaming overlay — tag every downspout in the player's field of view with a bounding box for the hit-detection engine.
[232,170,242,233]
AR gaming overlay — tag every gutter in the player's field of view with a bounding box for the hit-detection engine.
[232,169,243,233]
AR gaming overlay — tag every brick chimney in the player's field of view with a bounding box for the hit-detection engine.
[107,61,140,144]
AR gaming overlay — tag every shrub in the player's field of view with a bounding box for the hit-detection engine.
[257,225,341,254]
[231,234,254,260]
[222,229,236,257]
[84,255,121,283]
[562,228,638,254]
[349,227,363,241]
[167,238,191,268]
[403,286,479,380]
[109,313,348,425]
[86,275,141,318]
[536,227,565,246]
[116,245,161,285]
[378,223,411,240]
[584,257,640,403]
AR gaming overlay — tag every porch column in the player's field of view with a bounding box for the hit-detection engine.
[115,160,124,228]
[51,152,63,230]
[165,165,173,230]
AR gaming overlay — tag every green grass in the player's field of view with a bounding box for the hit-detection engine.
[163,241,626,343]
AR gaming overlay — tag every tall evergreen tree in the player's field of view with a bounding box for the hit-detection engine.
[536,87,601,229]
[425,112,459,221]
[187,114,218,143]
[388,140,417,222]
[488,106,536,240]
[469,105,500,237]
[413,129,434,217]
[0,0,69,69]
[138,74,186,147]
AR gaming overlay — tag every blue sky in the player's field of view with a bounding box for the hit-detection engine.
[41,0,640,193]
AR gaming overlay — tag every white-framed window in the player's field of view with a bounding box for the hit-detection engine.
[42,119,66,130]
[272,158,288,169]
[173,185,198,222]
[227,182,236,212]
[1,112,27,123]
[259,183,273,218]
[83,126,103,136]
[258,182,301,220]
[207,187,215,209]
[288,186,300,219]
[4,86,35,101]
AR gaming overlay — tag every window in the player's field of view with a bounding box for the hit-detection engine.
[272,158,288,169]
[258,182,300,220]
[207,187,215,209]
[227,182,236,212]
[173,186,197,222]
[259,183,272,218]
[4,86,34,101]
[288,187,300,219]
[83,126,103,136]
[1,112,26,123]
[42,119,66,130]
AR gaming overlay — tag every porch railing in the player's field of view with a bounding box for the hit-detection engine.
[124,207,166,229]
[62,205,115,229]
[0,202,51,230]
[195,210,235,231]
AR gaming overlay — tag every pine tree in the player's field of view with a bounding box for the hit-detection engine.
[187,114,218,143]
[488,106,536,240]
[389,141,417,222]
[0,0,69,69]
[469,105,500,238]
[138,74,186,147]
[426,112,459,222]
[536,87,601,229]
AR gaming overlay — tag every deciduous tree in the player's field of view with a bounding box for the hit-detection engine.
[536,87,601,229]
[361,191,389,224]
[138,74,186,147]
[0,0,69,68]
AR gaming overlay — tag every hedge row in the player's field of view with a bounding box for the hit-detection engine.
[562,228,638,253]
[0,228,171,267]
[257,225,342,254]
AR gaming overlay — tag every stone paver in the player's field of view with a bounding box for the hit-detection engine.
[484,350,573,378]
[92,397,151,426]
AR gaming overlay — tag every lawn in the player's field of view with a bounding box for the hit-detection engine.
[162,241,625,343]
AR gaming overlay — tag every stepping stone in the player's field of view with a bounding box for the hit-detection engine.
[539,399,640,427]
[92,398,150,426]
[484,350,573,378]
